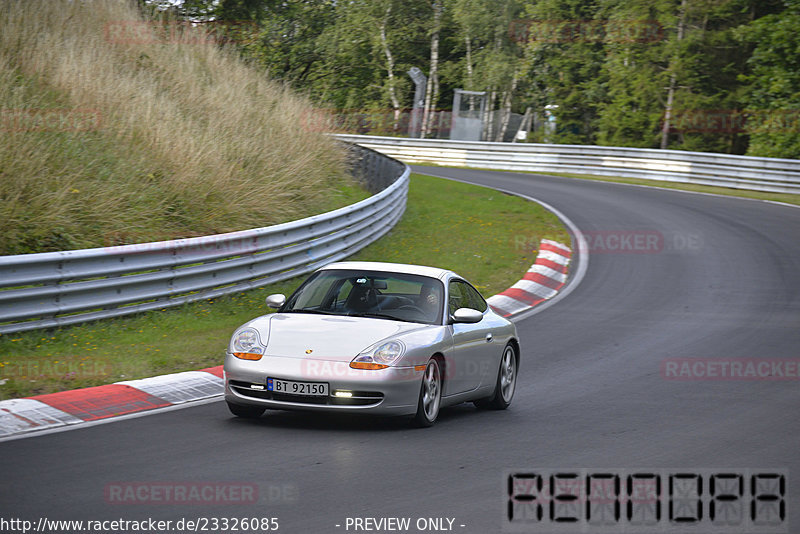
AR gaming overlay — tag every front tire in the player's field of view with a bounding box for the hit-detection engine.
[413,359,442,427]
[227,401,265,419]
[474,343,517,410]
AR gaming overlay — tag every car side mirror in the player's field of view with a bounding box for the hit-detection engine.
[451,307,483,324]
[265,294,286,309]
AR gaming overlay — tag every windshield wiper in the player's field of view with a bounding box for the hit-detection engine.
[349,312,404,321]
[283,309,332,315]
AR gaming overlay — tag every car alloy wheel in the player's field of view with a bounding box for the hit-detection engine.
[475,343,517,410]
[498,344,517,405]
[414,359,442,427]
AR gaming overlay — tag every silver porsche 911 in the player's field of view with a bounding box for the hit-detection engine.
[224,261,519,426]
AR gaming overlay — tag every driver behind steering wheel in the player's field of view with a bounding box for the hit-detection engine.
[420,283,442,322]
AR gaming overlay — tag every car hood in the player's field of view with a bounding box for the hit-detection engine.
[260,313,432,362]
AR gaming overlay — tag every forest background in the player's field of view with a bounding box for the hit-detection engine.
[151,0,800,158]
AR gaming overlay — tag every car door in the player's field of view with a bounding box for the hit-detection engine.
[446,279,495,394]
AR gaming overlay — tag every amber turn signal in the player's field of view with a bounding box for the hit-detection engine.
[349,361,388,370]
[233,352,263,361]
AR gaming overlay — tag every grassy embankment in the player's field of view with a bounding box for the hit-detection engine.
[0,0,362,255]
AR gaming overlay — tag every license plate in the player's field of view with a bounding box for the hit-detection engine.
[267,378,329,397]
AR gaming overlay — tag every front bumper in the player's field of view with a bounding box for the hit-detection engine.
[224,352,423,416]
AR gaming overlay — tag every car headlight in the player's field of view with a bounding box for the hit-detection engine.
[231,327,265,361]
[350,340,405,370]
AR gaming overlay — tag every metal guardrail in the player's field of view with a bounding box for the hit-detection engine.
[0,144,409,334]
[334,134,800,194]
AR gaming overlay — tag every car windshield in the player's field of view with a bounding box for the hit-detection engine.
[282,269,444,325]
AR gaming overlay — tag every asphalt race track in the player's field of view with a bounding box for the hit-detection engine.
[2,167,799,533]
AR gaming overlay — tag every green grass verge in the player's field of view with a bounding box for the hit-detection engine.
[0,173,569,399]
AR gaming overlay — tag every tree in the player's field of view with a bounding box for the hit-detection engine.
[156,0,797,155]
[421,0,444,138]
[737,0,800,158]
[452,0,525,141]
[519,0,607,144]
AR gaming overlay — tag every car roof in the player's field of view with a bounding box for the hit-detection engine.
[320,261,458,281]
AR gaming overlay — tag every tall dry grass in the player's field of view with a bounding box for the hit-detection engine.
[0,0,354,254]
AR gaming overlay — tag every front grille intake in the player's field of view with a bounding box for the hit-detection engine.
[229,380,383,407]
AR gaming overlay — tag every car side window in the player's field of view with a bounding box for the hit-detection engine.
[447,280,465,316]
[448,280,487,315]
[463,282,488,312]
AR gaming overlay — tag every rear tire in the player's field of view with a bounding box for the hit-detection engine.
[227,401,265,419]
[413,359,442,427]
[474,343,517,410]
